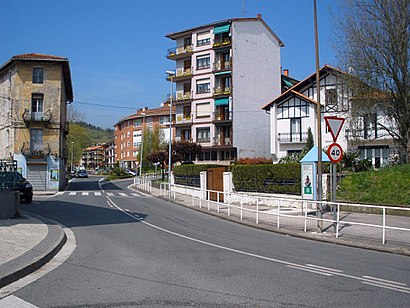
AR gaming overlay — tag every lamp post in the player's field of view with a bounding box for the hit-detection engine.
[139,112,146,177]
[71,141,74,173]
[166,70,175,195]
[314,0,323,232]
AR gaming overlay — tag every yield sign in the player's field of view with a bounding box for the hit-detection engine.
[324,116,345,142]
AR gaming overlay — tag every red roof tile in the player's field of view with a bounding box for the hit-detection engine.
[12,53,67,60]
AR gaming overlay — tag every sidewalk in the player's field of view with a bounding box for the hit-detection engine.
[0,211,66,289]
[145,185,410,256]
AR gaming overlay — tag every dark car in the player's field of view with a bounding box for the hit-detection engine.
[0,171,33,203]
[77,170,88,178]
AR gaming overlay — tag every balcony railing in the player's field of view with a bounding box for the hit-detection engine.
[167,45,194,59]
[213,136,232,146]
[21,142,51,159]
[345,128,391,140]
[22,109,52,123]
[213,110,232,121]
[167,68,193,81]
[213,38,231,48]
[175,136,193,142]
[213,61,232,72]
[175,91,192,102]
[277,132,308,143]
[176,115,193,124]
[213,87,231,97]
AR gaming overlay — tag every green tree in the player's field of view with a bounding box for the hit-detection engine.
[335,0,410,162]
[67,123,91,169]
[139,124,166,172]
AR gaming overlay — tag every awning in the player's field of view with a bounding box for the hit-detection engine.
[214,24,230,34]
[214,71,231,76]
[215,98,229,106]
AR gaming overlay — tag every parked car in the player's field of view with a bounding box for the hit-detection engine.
[77,170,88,178]
[126,169,137,176]
[0,171,33,203]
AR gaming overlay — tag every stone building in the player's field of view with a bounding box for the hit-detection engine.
[0,53,73,191]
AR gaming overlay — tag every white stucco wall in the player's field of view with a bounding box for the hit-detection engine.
[231,20,281,159]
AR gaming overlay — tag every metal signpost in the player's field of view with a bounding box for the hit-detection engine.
[324,116,345,229]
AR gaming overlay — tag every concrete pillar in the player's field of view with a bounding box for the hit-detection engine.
[200,171,207,199]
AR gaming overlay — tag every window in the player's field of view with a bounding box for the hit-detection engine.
[134,119,141,127]
[196,127,210,142]
[290,118,302,142]
[325,89,338,111]
[31,94,44,113]
[197,54,210,70]
[33,68,44,84]
[196,102,211,118]
[196,78,210,94]
[160,116,170,125]
[197,31,211,46]
[30,128,43,152]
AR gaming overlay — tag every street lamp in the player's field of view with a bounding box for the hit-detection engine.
[71,141,74,173]
[166,70,175,195]
[139,112,146,177]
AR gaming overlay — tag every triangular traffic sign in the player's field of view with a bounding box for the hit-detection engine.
[324,116,345,142]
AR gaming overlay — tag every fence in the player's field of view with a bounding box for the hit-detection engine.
[158,182,410,246]
[133,177,152,193]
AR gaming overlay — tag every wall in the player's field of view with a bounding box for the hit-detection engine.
[232,20,281,159]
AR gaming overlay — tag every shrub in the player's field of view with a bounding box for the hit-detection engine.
[235,157,272,165]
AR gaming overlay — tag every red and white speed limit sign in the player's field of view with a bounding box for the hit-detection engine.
[327,143,343,163]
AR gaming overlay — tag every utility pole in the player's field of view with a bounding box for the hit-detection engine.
[314,0,323,232]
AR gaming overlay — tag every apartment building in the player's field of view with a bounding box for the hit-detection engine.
[114,104,175,170]
[166,14,283,163]
[0,53,73,190]
[262,65,400,167]
[82,144,108,170]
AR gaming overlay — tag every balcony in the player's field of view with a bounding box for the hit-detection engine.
[277,132,308,143]
[213,61,232,72]
[175,136,193,142]
[213,38,231,49]
[213,136,232,146]
[175,91,192,103]
[21,142,51,160]
[166,68,193,82]
[167,45,193,60]
[22,109,52,125]
[213,87,232,97]
[345,128,391,140]
[213,110,232,122]
[175,115,193,125]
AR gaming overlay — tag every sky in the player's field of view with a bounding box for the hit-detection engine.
[1,0,341,129]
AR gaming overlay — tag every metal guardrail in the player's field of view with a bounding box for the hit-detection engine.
[158,183,410,246]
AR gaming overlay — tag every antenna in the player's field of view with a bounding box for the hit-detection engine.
[242,0,246,16]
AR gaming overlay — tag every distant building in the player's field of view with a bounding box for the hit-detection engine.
[114,104,175,170]
[105,140,115,170]
[165,14,283,163]
[82,144,108,170]
[0,53,73,190]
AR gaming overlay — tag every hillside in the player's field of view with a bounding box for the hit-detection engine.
[76,121,114,144]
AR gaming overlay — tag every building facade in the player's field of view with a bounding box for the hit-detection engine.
[0,53,73,190]
[263,65,400,167]
[166,14,283,163]
[81,144,108,170]
[114,104,174,170]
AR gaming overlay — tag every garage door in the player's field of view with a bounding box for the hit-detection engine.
[27,164,47,191]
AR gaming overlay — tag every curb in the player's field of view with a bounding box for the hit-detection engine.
[0,212,67,288]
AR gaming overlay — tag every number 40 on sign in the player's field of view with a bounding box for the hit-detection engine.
[327,143,343,163]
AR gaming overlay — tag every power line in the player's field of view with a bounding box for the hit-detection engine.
[73,101,136,110]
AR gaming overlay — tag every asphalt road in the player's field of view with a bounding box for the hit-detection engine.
[12,176,410,307]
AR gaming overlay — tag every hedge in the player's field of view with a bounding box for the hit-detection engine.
[173,163,301,195]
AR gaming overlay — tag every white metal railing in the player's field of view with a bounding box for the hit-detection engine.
[158,183,410,245]
[133,177,152,193]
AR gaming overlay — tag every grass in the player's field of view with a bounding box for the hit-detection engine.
[105,174,134,181]
[337,164,410,206]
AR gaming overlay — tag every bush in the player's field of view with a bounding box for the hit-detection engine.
[235,157,272,165]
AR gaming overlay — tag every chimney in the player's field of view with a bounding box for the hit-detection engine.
[257,13,262,19]
[283,69,289,77]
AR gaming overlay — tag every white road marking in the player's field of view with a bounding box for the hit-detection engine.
[98,178,410,295]
[106,192,114,196]
[94,192,102,196]
[55,192,64,196]
[362,275,407,286]
[68,192,76,196]
[0,295,38,307]
[82,192,89,196]
[118,192,128,197]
